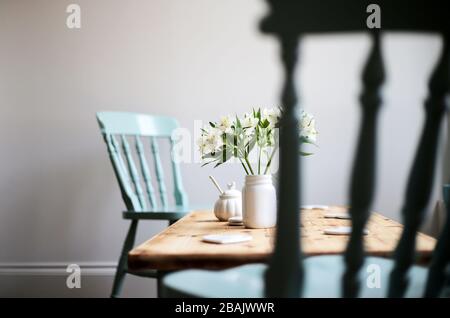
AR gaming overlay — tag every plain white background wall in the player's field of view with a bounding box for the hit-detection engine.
[0,0,445,296]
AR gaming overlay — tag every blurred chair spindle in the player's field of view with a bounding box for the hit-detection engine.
[265,35,303,297]
[389,35,449,298]
[160,0,450,298]
[343,30,385,298]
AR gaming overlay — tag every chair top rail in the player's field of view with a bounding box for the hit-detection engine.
[261,0,450,35]
[97,111,179,137]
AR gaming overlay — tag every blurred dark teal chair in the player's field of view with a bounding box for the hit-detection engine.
[97,111,191,297]
[161,0,450,298]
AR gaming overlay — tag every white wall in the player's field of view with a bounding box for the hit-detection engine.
[0,0,445,297]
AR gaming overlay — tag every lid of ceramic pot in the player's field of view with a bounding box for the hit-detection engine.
[220,182,241,198]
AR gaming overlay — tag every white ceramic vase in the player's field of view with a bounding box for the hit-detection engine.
[242,175,277,229]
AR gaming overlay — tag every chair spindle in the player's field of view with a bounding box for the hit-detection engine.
[135,136,158,209]
[343,31,385,298]
[265,35,303,298]
[151,137,169,208]
[388,35,449,298]
[108,135,141,211]
[121,135,146,211]
[170,137,188,206]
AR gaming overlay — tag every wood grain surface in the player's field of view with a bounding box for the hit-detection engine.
[128,207,436,271]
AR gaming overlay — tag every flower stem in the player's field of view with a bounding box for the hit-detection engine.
[239,158,250,175]
[245,156,255,175]
[258,146,262,175]
[264,146,278,174]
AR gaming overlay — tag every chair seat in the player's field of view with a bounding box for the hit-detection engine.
[122,205,208,221]
[162,255,428,298]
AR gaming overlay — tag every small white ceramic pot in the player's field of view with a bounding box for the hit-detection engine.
[242,175,277,229]
[214,182,242,221]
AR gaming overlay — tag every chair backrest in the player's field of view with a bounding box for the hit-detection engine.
[97,111,188,212]
[260,0,449,297]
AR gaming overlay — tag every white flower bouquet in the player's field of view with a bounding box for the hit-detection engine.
[198,107,317,175]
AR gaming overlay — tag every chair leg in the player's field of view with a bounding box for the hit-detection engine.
[111,220,138,298]
[157,271,164,298]
[157,270,173,298]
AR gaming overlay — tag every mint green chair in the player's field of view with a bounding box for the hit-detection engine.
[97,111,190,298]
[161,0,450,298]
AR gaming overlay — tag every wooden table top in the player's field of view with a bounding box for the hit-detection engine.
[128,206,436,271]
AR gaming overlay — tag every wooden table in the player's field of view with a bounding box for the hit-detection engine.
[128,206,436,271]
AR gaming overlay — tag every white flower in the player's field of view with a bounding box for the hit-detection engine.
[198,106,317,173]
[198,127,223,154]
[217,115,233,134]
[261,108,269,122]
[242,113,258,137]
[244,127,254,137]
[262,107,281,127]
[299,110,318,143]
[242,113,258,128]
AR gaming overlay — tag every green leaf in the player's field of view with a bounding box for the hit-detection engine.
[201,160,215,167]
[235,115,242,129]
[246,136,257,153]
[260,119,270,128]
[202,151,221,159]
[214,161,225,168]
[209,122,216,128]
[300,136,318,146]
